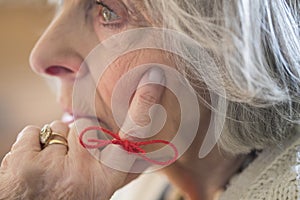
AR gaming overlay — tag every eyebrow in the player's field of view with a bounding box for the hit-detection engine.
[95,1,114,12]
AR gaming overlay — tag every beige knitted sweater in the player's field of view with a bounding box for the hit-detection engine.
[220,126,300,200]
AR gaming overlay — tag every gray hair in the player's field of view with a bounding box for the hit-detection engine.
[143,0,300,154]
[47,0,300,154]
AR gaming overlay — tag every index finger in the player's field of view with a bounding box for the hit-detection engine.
[119,67,166,140]
[100,67,166,172]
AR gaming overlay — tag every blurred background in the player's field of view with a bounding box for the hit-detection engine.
[0,1,61,161]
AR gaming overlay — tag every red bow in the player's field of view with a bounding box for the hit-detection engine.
[79,126,178,166]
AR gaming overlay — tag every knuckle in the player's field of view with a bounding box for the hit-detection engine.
[50,120,68,128]
[137,91,157,106]
[22,125,39,133]
[130,113,151,126]
[1,152,11,167]
[17,125,39,141]
[11,143,19,152]
[128,89,161,127]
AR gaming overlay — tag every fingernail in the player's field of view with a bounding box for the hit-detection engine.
[140,67,165,86]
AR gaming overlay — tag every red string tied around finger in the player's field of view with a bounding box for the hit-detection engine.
[79,126,178,166]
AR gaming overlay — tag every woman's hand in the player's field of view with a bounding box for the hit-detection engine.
[0,68,165,200]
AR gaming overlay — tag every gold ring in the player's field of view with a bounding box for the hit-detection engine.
[40,124,68,149]
[48,139,69,150]
[51,133,68,143]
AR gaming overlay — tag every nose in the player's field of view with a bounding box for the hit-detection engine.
[29,8,93,80]
[29,5,99,113]
[30,25,79,80]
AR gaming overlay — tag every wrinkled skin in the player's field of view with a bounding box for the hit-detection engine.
[0,70,165,199]
[1,1,176,199]
[0,1,243,200]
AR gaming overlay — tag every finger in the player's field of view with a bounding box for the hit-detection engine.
[11,126,41,152]
[42,121,69,155]
[120,67,165,140]
[67,118,101,159]
[100,145,138,172]
[100,67,166,173]
[66,123,134,198]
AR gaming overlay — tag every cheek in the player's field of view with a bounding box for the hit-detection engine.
[94,50,180,135]
[96,50,173,107]
[96,54,137,107]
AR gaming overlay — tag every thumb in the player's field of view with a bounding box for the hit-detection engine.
[120,67,166,140]
[100,67,166,173]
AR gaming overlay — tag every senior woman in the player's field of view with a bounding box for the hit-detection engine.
[1,0,300,199]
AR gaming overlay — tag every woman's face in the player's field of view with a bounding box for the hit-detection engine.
[26,2,250,197]
[29,1,216,194]
[30,0,183,138]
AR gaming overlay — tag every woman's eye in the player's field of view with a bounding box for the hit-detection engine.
[95,0,124,28]
[102,6,120,22]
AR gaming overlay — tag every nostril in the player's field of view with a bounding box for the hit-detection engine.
[45,66,74,76]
